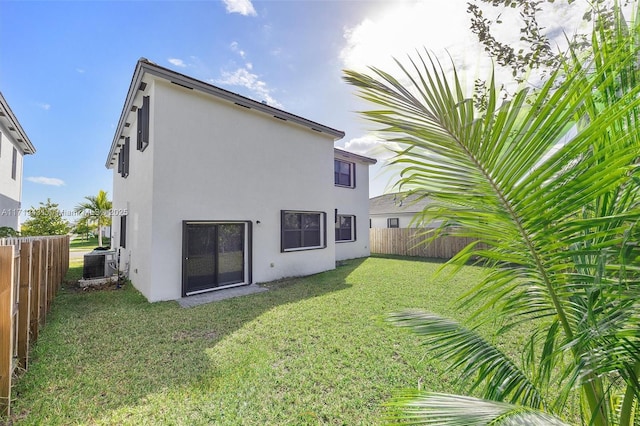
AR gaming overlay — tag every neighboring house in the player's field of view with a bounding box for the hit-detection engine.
[106,58,376,302]
[369,192,435,228]
[0,92,36,230]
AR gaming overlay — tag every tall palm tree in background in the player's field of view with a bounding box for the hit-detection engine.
[345,3,640,425]
[75,190,112,247]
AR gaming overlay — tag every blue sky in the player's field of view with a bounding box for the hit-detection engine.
[1,0,593,220]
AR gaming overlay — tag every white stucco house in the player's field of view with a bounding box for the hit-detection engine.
[369,192,435,229]
[106,58,376,302]
[0,92,36,230]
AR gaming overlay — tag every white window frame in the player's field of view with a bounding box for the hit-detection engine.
[335,214,356,243]
[281,210,326,252]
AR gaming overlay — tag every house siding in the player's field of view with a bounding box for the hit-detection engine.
[334,159,372,261]
[122,79,336,301]
[0,125,24,230]
[109,60,376,302]
[112,81,156,300]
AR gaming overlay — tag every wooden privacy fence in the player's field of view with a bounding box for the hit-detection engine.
[0,235,69,417]
[369,228,480,259]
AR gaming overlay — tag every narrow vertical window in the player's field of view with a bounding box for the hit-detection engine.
[120,137,130,178]
[11,147,17,180]
[123,137,130,177]
[137,96,149,152]
[120,215,127,248]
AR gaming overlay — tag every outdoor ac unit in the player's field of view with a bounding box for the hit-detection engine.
[83,250,117,279]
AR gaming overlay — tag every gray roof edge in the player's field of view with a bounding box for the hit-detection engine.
[0,91,36,155]
[107,58,346,168]
[334,147,377,164]
[369,192,432,215]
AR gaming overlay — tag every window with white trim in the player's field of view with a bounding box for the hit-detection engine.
[335,214,356,242]
[387,218,399,228]
[334,159,355,188]
[281,210,326,251]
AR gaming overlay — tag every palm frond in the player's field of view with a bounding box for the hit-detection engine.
[385,391,571,426]
[388,310,546,408]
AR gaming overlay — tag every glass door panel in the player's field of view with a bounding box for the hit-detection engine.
[217,224,244,286]
[183,222,247,295]
[185,225,217,294]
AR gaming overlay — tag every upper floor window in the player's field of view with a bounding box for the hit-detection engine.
[334,159,355,188]
[335,214,356,242]
[11,147,17,180]
[281,210,326,251]
[118,137,130,178]
[137,96,150,152]
[387,218,399,228]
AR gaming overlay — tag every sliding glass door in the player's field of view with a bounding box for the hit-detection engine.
[182,222,250,296]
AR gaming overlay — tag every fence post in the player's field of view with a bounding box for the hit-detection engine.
[0,245,15,417]
[30,240,41,341]
[17,241,32,371]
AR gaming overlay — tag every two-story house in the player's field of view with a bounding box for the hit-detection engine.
[0,92,36,230]
[106,59,375,302]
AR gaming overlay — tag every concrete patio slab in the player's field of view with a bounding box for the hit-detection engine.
[177,284,268,308]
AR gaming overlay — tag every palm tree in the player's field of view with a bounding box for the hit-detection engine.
[344,4,640,425]
[75,190,112,247]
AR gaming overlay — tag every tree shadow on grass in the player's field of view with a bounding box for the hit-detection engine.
[9,258,367,425]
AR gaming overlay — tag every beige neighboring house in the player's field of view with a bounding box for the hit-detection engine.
[0,92,36,230]
[369,192,436,229]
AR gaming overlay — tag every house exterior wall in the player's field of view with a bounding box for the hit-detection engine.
[370,213,419,229]
[334,159,371,261]
[115,78,337,301]
[370,213,441,229]
[111,82,156,300]
[0,125,24,230]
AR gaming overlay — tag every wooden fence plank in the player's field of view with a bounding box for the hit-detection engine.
[30,240,41,342]
[0,236,69,416]
[0,245,14,417]
[369,228,478,259]
[17,242,32,371]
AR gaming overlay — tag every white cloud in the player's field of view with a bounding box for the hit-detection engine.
[76,68,85,74]
[27,176,65,186]
[215,67,283,108]
[36,103,51,111]
[222,0,256,16]
[340,0,591,92]
[168,58,187,68]
[343,133,399,160]
[230,41,247,59]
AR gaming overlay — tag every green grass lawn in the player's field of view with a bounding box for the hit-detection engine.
[69,236,110,252]
[7,255,529,425]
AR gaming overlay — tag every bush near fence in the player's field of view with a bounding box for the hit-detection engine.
[0,235,69,417]
[369,228,481,259]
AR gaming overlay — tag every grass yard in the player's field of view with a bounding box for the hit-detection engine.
[69,236,110,252]
[7,255,528,425]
